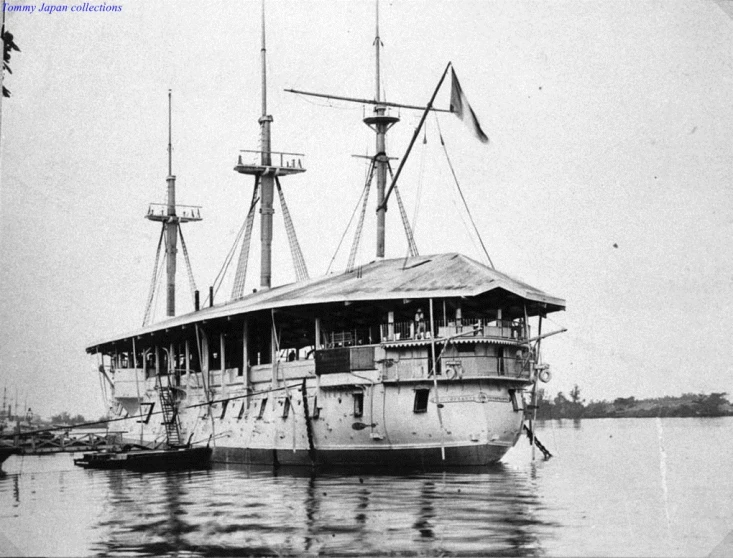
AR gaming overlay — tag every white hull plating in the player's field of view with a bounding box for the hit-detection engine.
[113,373,528,467]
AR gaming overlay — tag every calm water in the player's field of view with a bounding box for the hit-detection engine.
[1,417,731,557]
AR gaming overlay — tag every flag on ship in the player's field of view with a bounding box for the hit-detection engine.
[449,68,489,144]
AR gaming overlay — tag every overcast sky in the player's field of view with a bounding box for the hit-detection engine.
[1,0,732,419]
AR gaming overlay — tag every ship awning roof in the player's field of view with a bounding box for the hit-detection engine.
[86,253,565,352]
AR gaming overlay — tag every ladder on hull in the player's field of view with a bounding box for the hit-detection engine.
[155,375,183,447]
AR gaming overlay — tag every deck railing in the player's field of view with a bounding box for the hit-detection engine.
[239,149,306,170]
[380,319,528,343]
[145,203,202,221]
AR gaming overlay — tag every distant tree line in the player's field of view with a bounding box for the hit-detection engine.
[535,386,733,420]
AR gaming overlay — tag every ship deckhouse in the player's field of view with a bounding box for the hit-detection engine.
[88,253,563,399]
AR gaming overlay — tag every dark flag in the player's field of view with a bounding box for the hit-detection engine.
[449,68,489,144]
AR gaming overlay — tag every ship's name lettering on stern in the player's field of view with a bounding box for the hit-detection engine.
[432,393,509,404]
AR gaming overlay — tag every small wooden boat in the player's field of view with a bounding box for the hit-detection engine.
[74,446,211,471]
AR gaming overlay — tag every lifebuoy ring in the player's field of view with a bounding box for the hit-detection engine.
[539,369,551,383]
[446,364,461,380]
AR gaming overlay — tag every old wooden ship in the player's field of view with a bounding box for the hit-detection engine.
[86,1,565,468]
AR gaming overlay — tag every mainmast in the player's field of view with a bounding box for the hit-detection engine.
[233,0,306,292]
[367,0,399,258]
[258,0,274,288]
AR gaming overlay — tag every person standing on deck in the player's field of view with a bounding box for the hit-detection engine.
[415,308,426,339]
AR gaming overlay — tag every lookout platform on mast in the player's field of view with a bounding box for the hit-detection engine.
[234,149,306,176]
[145,203,203,223]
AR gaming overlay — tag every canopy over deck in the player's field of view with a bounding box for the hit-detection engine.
[87,253,565,353]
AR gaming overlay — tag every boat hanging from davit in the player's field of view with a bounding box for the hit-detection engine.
[86,0,566,468]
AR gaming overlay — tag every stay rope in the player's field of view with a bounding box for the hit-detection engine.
[142,225,167,326]
[386,161,419,258]
[435,115,495,269]
[346,159,376,272]
[327,162,372,274]
[276,177,310,282]
[230,179,260,300]
[178,226,197,309]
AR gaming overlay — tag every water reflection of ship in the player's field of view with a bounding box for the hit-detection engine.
[91,465,553,555]
[93,469,199,556]
[87,0,565,468]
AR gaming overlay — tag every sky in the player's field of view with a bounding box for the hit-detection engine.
[0,0,732,419]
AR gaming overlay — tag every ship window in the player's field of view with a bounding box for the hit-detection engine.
[282,397,291,419]
[497,346,505,375]
[353,393,364,418]
[187,351,200,374]
[237,402,246,420]
[257,398,268,419]
[145,352,156,378]
[210,350,221,371]
[226,334,244,372]
[220,400,229,420]
[413,389,430,413]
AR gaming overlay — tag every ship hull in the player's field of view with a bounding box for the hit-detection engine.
[212,442,512,468]
[111,374,528,470]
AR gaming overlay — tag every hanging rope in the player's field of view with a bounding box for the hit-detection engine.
[178,226,197,310]
[411,126,429,236]
[435,116,495,269]
[276,177,310,282]
[386,161,419,258]
[142,225,167,326]
[231,179,260,300]
[346,159,376,272]
[327,162,372,274]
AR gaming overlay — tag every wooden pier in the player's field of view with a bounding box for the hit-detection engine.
[1,428,125,456]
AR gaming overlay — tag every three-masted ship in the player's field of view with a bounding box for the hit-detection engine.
[87,2,565,467]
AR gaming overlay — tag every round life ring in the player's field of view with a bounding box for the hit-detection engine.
[539,369,551,383]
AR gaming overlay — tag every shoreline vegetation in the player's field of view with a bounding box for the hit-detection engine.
[535,386,733,420]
